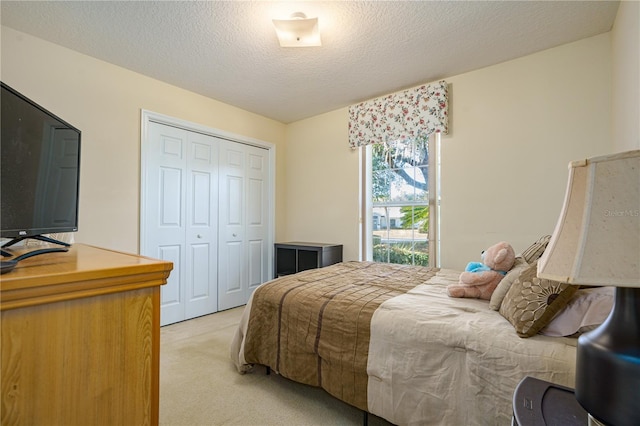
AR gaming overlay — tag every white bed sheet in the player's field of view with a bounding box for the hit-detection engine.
[367,269,578,425]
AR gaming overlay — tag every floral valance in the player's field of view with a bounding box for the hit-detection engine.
[348,80,449,149]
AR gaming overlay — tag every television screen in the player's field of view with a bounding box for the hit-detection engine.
[1,82,81,241]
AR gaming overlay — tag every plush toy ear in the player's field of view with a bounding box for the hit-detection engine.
[494,248,507,264]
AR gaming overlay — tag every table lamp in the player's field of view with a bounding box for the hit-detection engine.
[537,149,640,426]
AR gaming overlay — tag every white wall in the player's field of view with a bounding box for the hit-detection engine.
[285,0,640,267]
[440,34,611,268]
[610,0,640,153]
[285,34,612,268]
[285,109,358,261]
[1,26,287,254]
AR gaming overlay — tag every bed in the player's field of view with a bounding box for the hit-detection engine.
[230,260,581,425]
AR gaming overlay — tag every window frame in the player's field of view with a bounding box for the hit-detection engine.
[360,133,440,267]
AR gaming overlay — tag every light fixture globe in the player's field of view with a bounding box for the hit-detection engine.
[272,12,321,47]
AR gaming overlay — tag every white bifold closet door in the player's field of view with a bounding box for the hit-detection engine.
[218,139,270,311]
[142,120,271,326]
[144,122,219,326]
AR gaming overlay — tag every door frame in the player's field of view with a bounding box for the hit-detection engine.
[139,109,276,281]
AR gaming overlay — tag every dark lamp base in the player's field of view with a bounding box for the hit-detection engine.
[575,287,640,426]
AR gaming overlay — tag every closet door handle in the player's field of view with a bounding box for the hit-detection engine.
[197,234,202,239]
[232,233,237,237]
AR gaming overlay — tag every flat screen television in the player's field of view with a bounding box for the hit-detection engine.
[1,82,81,249]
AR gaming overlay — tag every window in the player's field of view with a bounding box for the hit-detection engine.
[364,134,440,266]
[349,80,448,266]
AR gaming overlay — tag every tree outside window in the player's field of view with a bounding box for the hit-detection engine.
[371,135,430,266]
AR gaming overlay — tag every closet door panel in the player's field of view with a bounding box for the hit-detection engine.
[160,168,183,228]
[218,240,245,309]
[218,140,248,310]
[158,244,182,311]
[225,176,244,235]
[248,178,263,225]
[185,132,218,320]
[145,123,187,326]
[225,241,243,292]
[188,243,212,298]
[219,140,271,309]
[245,146,269,293]
[248,239,264,290]
[144,122,219,325]
[190,171,211,225]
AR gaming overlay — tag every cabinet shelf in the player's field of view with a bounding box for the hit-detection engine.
[274,242,343,278]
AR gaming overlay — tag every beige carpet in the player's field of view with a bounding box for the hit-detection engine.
[159,307,393,426]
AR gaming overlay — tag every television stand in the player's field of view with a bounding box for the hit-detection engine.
[0,244,173,425]
[1,247,70,274]
[1,234,71,257]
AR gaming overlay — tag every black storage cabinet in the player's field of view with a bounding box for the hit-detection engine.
[274,242,343,278]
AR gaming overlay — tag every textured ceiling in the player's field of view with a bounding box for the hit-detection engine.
[1,1,619,123]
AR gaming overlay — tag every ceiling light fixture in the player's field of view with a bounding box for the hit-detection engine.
[272,12,321,47]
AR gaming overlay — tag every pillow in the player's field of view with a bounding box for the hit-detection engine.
[489,256,529,311]
[519,235,551,264]
[540,287,614,337]
[499,261,578,337]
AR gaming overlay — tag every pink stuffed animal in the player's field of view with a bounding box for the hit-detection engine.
[447,241,516,300]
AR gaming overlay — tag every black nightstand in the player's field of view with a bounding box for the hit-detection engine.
[512,376,588,426]
[274,242,342,278]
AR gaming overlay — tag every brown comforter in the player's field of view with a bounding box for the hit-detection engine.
[242,261,437,410]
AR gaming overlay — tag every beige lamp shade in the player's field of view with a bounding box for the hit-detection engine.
[537,150,640,287]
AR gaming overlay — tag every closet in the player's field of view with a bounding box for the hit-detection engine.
[141,114,272,326]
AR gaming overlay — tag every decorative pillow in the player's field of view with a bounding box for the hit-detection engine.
[489,257,529,311]
[499,261,578,337]
[540,287,614,337]
[520,235,551,264]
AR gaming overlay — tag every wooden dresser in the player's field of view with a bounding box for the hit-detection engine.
[0,244,172,426]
